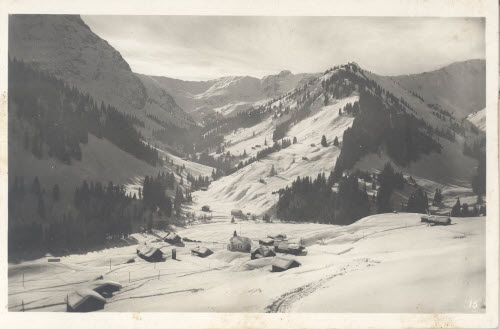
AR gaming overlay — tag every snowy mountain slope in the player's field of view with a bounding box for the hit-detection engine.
[466,108,486,132]
[190,96,358,215]
[392,59,485,119]
[9,15,195,132]
[144,71,318,121]
[186,61,485,218]
[136,74,197,131]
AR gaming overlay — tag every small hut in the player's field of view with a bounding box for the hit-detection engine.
[67,288,106,312]
[231,209,246,219]
[164,232,181,244]
[274,242,304,255]
[259,237,275,246]
[137,244,163,262]
[88,280,122,297]
[268,233,287,241]
[271,257,301,272]
[191,246,213,258]
[425,215,452,225]
[227,236,252,252]
[251,246,276,259]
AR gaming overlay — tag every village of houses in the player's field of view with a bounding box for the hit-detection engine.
[9,208,484,313]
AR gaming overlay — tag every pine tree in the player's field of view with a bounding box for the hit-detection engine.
[432,188,443,205]
[37,193,45,219]
[52,184,60,202]
[321,135,328,147]
[293,137,297,144]
[269,165,276,177]
[405,188,428,214]
[333,136,339,146]
[31,176,41,195]
[451,198,461,217]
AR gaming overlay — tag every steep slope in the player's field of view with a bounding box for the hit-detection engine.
[9,15,196,134]
[466,108,486,132]
[392,59,485,119]
[144,71,318,121]
[9,15,146,115]
[191,96,358,215]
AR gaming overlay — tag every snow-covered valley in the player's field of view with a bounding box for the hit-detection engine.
[8,213,485,313]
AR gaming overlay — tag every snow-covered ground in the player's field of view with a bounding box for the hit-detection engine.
[466,108,486,132]
[193,96,358,216]
[8,213,485,313]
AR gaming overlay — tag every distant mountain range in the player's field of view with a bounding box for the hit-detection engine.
[392,59,485,119]
[142,70,318,121]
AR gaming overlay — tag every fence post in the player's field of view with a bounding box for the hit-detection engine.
[109,258,111,270]
[22,300,24,312]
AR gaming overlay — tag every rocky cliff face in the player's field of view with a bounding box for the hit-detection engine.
[9,15,147,114]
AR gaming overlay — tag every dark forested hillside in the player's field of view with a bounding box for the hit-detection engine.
[9,58,161,166]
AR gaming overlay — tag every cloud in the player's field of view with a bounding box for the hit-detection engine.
[82,16,485,81]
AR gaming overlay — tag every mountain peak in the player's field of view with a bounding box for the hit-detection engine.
[278,70,292,76]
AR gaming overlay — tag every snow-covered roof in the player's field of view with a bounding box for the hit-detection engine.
[271,257,301,270]
[67,288,106,310]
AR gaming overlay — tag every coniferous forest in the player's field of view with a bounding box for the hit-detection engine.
[9,58,161,166]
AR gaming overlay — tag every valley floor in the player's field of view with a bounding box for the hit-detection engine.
[8,213,485,313]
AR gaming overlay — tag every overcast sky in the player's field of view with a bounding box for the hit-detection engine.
[82,16,485,81]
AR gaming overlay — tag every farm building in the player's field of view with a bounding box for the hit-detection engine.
[231,209,245,218]
[268,233,287,241]
[271,257,301,272]
[421,215,452,225]
[67,288,106,312]
[251,246,276,259]
[191,246,213,258]
[274,242,304,255]
[259,237,274,246]
[136,244,164,262]
[227,236,252,252]
[88,280,122,297]
[164,232,181,244]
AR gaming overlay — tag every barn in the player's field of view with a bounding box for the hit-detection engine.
[274,242,304,255]
[137,244,164,262]
[164,232,181,244]
[259,237,274,246]
[251,246,276,259]
[227,236,252,252]
[271,257,301,272]
[88,280,122,297]
[191,246,213,258]
[231,209,245,218]
[67,288,106,312]
[421,215,452,225]
[268,233,287,241]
